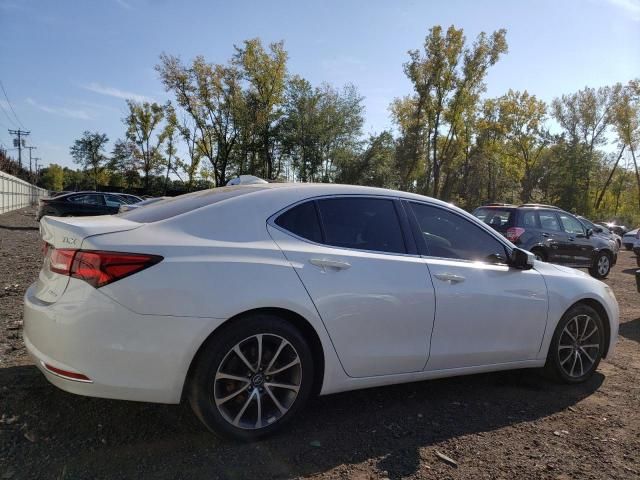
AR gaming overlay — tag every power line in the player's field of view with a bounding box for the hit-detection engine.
[0,80,25,129]
[0,99,17,128]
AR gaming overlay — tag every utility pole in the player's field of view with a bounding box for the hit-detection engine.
[33,157,41,182]
[8,129,30,169]
[25,145,37,178]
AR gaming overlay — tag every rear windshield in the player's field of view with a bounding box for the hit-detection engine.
[117,185,269,223]
[473,207,514,228]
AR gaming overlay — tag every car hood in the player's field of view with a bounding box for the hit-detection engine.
[534,260,590,278]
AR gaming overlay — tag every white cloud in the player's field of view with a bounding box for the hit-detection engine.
[115,0,132,9]
[605,0,640,20]
[26,98,91,120]
[82,82,154,103]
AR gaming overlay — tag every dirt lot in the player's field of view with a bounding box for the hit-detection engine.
[1,207,639,480]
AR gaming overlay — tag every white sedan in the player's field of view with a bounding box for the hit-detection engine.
[24,184,619,440]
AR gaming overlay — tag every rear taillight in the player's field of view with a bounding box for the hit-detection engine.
[506,227,526,243]
[49,248,75,275]
[46,245,162,288]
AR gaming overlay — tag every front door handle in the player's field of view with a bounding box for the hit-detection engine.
[309,258,352,271]
[433,273,465,284]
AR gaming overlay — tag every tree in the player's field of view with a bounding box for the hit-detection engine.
[233,38,288,180]
[110,139,141,189]
[125,100,166,192]
[39,163,64,191]
[552,86,614,211]
[70,131,109,190]
[494,90,548,202]
[336,131,397,187]
[398,25,508,198]
[610,80,640,208]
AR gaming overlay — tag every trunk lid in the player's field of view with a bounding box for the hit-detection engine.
[34,215,142,303]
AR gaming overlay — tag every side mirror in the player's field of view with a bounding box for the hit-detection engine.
[595,227,603,233]
[509,247,535,270]
[586,228,593,237]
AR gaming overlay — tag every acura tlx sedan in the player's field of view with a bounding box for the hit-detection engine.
[24,184,619,440]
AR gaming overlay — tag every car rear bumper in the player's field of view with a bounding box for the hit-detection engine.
[23,280,225,404]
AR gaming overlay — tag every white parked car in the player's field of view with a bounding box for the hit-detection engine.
[24,184,619,440]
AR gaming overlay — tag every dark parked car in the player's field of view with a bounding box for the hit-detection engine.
[473,204,616,278]
[577,215,621,251]
[36,192,140,221]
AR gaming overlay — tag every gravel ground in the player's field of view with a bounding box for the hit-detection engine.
[1,207,639,480]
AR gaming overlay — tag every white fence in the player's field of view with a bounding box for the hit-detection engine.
[0,170,49,215]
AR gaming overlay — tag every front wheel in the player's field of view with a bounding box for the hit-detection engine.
[188,313,315,441]
[589,251,611,279]
[544,304,604,384]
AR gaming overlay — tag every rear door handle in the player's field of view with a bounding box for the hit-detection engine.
[433,273,465,284]
[309,258,352,271]
[542,233,550,238]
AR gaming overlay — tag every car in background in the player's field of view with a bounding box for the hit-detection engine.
[119,196,169,213]
[577,216,621,252]
[24,183,619,440]
[622,228,639,250]
[473,203,617,278]
[633,238,640,267]
[597,222,627,237]
[37,192,136,221]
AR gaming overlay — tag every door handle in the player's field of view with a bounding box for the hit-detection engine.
[542,233,550,238]
[309,258,352,271]
[433,273,465,284]
[568,237,575,241]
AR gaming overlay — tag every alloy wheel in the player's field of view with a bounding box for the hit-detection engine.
[557,314,601,378]
[212,333,302,430]
[597,255,610,277]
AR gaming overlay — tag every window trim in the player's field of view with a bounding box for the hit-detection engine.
[404,199,513,265]
[268,194,415,257]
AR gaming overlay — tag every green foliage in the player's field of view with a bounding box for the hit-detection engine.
[69,131,109,191]
[59,30,639,226]
[39,163,64,191]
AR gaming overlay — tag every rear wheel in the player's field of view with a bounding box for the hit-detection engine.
[188,313,314,441]
[589,251,611,279]
[544,304,604,384]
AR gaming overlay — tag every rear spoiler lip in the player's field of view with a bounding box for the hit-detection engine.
[39,215,143,250]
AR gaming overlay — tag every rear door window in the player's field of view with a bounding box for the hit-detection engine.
[473,208,513,229]
[68,194,104,205]
[538,211,561,231]
[316,197,406,254]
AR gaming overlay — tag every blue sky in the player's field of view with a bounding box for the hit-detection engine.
[0,0,639,170]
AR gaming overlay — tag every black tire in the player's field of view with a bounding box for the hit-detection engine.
[544,304,605,384]
[589,251,611,279]
[625,244,633,251]
[531,248,547,262]
[188,313,315,441]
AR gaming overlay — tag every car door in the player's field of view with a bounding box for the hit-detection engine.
[558,212,594,266]
[536,210,569,263]
[268,196,436,378]
[406,201,548,371]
